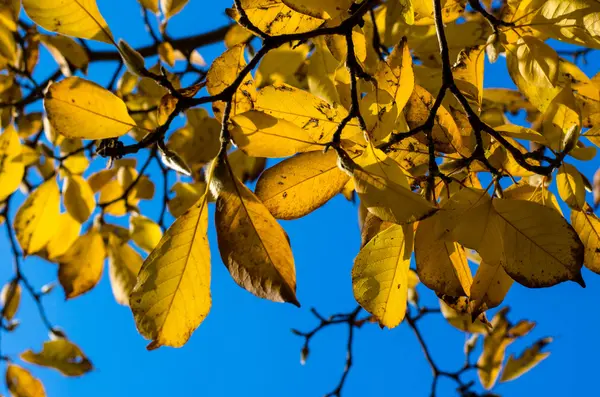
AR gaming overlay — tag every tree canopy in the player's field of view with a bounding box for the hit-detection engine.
[1,0,600,396]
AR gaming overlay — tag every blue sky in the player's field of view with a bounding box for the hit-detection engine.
[2,1,600,396]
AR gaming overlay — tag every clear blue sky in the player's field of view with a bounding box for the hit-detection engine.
[2,1,600,396]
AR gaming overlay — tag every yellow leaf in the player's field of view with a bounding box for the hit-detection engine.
[0,0,20,32]
[130,214,163,253]
[1,280,20,320]
[506,36,560,112]
[138,0,159,13]
[337,149,437,224]
[21,339,93,377]
[556,162,586,210]
[453,45,485,111]
[496,124,548,145]
[503,182,562,213]
[161,0,189,19]
[501,337,552,382]
[541,85,581,152]
[63,175,96,224]
[404,85,467,154]
[167,181,206,218]
[359,90,398,144]
[448,196,585,287]
[307,37,342,106]
[45,213,81,260]
[40,35,90,76]
[98,179,127,217]
[88,169,117,193]
[0,22,17,63]
[130,193,211,350]
[415,214,472,297]
[0,125,24,201]
[60,139,89,175]
[135,176,155,200]
[255,83,363,144]
[167,108,221,169]
[571,206,600,274]
[44,77,137,140]
[237,0,325,36]
[385,0,414,35]
[478,309,513,389]
[22,0,114,44]
[212,154,299,305]
[255,150,350,220]
[325,27,367,64]
[353,224,413,328]
[14,179,60,255]
[439,297,490,334]
[58,230,105,299]
[230,110,326,157]
[227,150,266,183]
[107,237,143,306]
[375,37,414,114]
[206,44,256,118]
[6,364,46,397]
[469,261,514,316]
[256,42,309,88]
[282,0,352,19]
[224,24,253,49]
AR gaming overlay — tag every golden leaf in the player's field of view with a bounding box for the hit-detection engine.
[353,224,414,328]
[21,339,93,377]
[22,0,114,44]
[255,150,350,220]
[212,154,299,306]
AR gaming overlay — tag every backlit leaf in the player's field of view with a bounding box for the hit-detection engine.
[446,194,585,287]
[63,175,96,224]
[212,154,299,306]
[58,230,105,299]
[21,339,93,377]
[337,149,437,224]
[130,214,163,253]
[0,125,24,201]
[353,224,413,328]
[501,337,552,382]
[22,0,114,44]
[14,179,60,255]
[571,205,600,274]
[556,163,586,210]
[415,214,472,297]
[6,364,46,397]
[130,193,211,350]
[44,77,138,139]
[255,150,350,220]
[107,237,143,306]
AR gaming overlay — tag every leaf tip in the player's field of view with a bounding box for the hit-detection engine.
[146,340,162,351]
[572,271,586,288]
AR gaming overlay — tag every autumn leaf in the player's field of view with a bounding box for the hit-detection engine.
[130,193,211,350]
[21,339,93,376]
[500,337,552,382]
[58,230,106,299]
[44,77,138,140]
[337,148,437,224]
[6,364,46,397]
[14,179,60,255]
[0,125,24,201]
[353,224,414,328]
[107,237,143,307]
[212,153,299,306]
[22,0,114,44]
[63,175,96,223]
[255,150,350,220]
